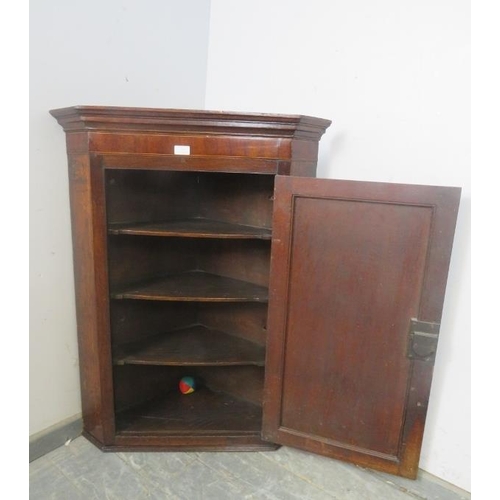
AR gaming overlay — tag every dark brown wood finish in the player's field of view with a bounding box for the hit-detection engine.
[114,325,265,367]
[104,170,275,229]
[51,106,331,177]
[198,303,268,346]
[116,387,263,435]
[108,219,272,239]
[110,271,269,302]
[50,105,331,138]
[107,236,271,291]
[51,106,330,453]
[52,106,460,476]
[65,153,115,445]
[262,176,460,478]
[102,153,287,174]
[198,365,266,406]
[112,364,185,414]
[109,301,197,347]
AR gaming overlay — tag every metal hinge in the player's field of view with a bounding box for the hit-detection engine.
[407,319,440,362]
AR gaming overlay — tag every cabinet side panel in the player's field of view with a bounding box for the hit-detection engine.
[289,139,319,177]
[67,154,115,443]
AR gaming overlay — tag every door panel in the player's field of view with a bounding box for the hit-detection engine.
[262,176,460,478]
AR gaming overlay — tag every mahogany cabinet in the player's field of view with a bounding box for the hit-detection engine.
[50,106,460,479]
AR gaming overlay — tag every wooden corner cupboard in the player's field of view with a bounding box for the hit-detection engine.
[50,106,460,479]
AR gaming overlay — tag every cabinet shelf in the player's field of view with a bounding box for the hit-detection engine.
[114,325,265,367]
[108,218,272,240]
[111,271,269,302]
[116,387,262,435]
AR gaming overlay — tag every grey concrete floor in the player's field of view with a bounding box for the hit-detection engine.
[29,436,470,499]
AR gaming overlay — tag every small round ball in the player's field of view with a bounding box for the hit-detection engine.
[179,376,196,394]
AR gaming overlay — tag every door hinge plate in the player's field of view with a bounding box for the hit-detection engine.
[407,319,440,362]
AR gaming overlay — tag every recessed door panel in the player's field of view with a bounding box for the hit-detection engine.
[262,176,460,478]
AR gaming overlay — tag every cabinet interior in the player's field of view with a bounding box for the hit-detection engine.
[105,169,274,437]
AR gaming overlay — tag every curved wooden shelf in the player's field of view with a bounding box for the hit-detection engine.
[114,325,265,367]
[111,271,269,302]
[116,387,262,435]
[108,218,272,239]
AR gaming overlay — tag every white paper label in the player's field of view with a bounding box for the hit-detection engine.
[174,145,191,155]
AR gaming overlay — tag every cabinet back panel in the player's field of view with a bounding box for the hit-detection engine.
[109,301,198,347]
[107,236,196,289]
[105,170,274,230]
[197,366,264,406]
[198,240,271,287]
[113,365,185,413]
[105,170,200,224]
[114,365,263,415]
[198,303,268,346]
[108,237,270,290]
[198,173,274,228]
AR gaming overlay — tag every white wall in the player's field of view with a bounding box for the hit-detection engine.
[29,0,211,436]
[206,0,470,491]
[30,0,470,490]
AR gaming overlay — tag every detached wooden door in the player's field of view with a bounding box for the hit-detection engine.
[262,176,460,478]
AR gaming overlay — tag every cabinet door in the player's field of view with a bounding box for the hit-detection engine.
[262,176,460,478]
